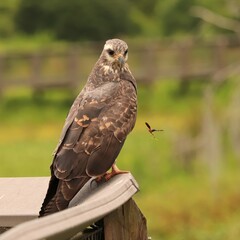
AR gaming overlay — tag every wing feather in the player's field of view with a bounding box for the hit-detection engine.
[40,63,137,216]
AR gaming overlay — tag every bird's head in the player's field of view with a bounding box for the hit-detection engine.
[102,39,128,70]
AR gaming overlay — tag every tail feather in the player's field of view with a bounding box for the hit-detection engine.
[39,176,90,217]
[39,174,59,217]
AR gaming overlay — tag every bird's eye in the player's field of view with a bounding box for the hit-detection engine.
[107,49,115,56]
[124,49,128,56]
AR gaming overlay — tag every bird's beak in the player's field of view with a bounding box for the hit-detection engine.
[116,54,125,67]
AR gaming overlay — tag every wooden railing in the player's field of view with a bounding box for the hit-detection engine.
[0,173,148,240]
[0,37,239,94]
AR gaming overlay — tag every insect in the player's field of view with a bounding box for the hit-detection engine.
[145,122,163,137]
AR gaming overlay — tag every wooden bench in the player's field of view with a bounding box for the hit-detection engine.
[0,173,148,240]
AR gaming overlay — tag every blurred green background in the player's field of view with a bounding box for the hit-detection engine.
[1,0,240,239]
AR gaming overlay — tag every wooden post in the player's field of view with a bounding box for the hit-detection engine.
[212,39,227,84]
[0,55,4,96]
[142,43,158,84]
[67,47,79,91]
[178,41,192,93]
[31,53,43,95]
[104,198,148,240]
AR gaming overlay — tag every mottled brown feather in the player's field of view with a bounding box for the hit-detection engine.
[39,39,137,217]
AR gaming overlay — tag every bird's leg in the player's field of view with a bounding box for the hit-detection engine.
[95,173,107,182]
[104,163,129,181]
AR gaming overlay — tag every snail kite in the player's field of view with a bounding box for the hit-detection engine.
[39,39,137,216]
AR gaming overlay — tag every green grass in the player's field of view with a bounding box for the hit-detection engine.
[0,81,239,239]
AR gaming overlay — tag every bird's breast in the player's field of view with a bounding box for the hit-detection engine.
[84,81,120,102]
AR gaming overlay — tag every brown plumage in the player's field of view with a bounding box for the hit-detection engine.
[39,39,137,217]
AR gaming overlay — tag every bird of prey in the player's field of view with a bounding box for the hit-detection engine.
[145,122,163,137]
[39,39,137,217]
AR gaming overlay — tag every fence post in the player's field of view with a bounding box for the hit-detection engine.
[30,53,42,95]
[104,198,148,240]
[178,41,192,93]
[67,46,80,90]
[212,39,227,84]
[142,43,158,84]
[0,55,4,96]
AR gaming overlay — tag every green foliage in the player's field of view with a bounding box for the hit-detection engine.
[154,0,199,36]
[0,81,240,239]
[192,0,240,37]
[15,0,139,41]
[2,0,239,40]
[130,7,159,37]
[130,0,158,16]
[0,0,19,37]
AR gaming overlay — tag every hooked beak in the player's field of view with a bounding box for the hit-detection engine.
[116,54,125,67]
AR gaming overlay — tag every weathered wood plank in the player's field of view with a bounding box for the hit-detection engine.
[104,198,148,240]
[0,177,50,227]
[0,174,140,240]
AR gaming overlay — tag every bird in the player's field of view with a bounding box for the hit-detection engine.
[39,39,137,217]
[145,122,163,137]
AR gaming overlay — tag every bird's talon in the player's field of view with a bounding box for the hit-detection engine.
[95,174,107,182]
[104,169,129,181]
